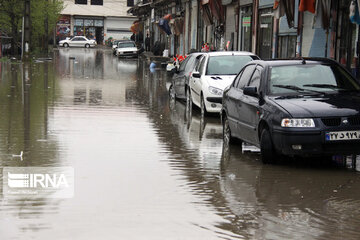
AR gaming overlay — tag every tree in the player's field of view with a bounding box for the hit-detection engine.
[0,0,63,55]
[0,0,24,55]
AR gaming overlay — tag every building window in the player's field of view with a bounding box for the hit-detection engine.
[75,0,87,4]
[91,0,103,5]
[278,35,296,58]
[127,0,134,7]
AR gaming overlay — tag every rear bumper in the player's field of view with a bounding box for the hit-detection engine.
[272,128,360,156]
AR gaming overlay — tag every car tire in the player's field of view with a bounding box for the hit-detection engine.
[85,44,90,48]
[63,43,69,48]
[260,128,277,164]
[200,95,208,118]
[223,114,236,146]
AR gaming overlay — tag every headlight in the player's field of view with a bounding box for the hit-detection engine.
[208,86,223,96]
[281,118,315,128]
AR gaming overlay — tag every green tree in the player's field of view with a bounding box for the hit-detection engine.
[0,0,24,55]
[0,0,63,55]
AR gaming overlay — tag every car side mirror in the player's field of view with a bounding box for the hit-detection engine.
[243,86,258,97]
[192,71,201,78]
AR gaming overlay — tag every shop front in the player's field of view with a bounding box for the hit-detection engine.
[74,17,104,44]
[56,15,71,43]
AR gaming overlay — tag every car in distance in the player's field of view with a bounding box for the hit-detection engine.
[221,58,360,163]
[112,40,121,55]
[169,52,203,100]
[188,51,259,117]
[59,36,97,48]
[116,41,138,58]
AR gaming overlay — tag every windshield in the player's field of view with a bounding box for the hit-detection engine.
[119,42,136,48]
[269,64,360,95]
[206,55,256,75]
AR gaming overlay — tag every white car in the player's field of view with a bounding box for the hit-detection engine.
[59,36,97,48]
[116,41,138,58]
[187,51,259,117]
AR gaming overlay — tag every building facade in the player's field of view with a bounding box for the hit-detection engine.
[128,0,360,78]
[59,0,136,44]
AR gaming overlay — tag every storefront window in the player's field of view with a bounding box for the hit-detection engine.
[84,19,94,27]
[278,35,296,58]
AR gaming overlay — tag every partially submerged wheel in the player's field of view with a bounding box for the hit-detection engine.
[260,128,277,164]
[200,95,208,119]
[85,44,90,48]
[223,115,233,146]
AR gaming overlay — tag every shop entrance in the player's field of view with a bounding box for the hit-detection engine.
[95,28,103,45]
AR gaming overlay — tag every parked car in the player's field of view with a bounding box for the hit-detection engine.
[221,58,360,163]
[187,51,259,117]
[112,40,130,55]
[112,40,121,55]
[116,41,138,58]
[169,52,203,100]
[59,36,97,48]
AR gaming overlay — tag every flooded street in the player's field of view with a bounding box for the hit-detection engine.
[1,49,360,240]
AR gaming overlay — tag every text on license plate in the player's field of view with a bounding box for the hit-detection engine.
[325,131,360,141]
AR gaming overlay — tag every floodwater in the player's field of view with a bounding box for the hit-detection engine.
[0,49,360,240]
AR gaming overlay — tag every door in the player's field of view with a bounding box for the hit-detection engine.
[229,65,256,139]
[257,8,273,59]
[173,56,190,97]
[190,56,206,106]
[238,65,263,145]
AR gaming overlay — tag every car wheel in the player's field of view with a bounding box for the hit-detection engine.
[85,44,90,48]
[223,114,234,146]
[200,95,208,119]
[169,84,176,99]
[63,43,69,48]
[260,128,277,164]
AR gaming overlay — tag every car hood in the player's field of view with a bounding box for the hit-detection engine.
[204,75,236,90]
[270,92,360,118]
[117,47,137,52]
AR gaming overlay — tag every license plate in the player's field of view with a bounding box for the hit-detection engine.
[325,131,360,141]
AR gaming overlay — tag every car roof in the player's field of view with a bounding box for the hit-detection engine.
[205,51,257,57]
[249,58,339,67]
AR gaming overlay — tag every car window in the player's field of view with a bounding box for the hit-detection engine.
[237,65,256,90]
[269,64,360,95]
[196,56,206,73]
[119,42,136,48]
[72,37,80,41]
[248,66,263,91]
[184,55,197,73]
[179,57,190,72]
[232,71,243,87]
[206,55,256,75]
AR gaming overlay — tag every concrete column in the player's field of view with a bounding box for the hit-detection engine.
[184,1,190,54]
[190,0,198,50]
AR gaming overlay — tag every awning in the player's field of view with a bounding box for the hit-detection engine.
[273,0,295,28]
[201,0,213,26]
[209,0,224,23]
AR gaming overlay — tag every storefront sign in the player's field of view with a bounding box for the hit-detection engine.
[94,20,104,27]
[75,19,84,26]
[242,17,251,27]
[84,19,94,27]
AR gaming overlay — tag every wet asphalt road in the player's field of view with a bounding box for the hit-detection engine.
[0,48,360,240]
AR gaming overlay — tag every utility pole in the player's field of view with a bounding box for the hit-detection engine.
[23,0,31,61]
